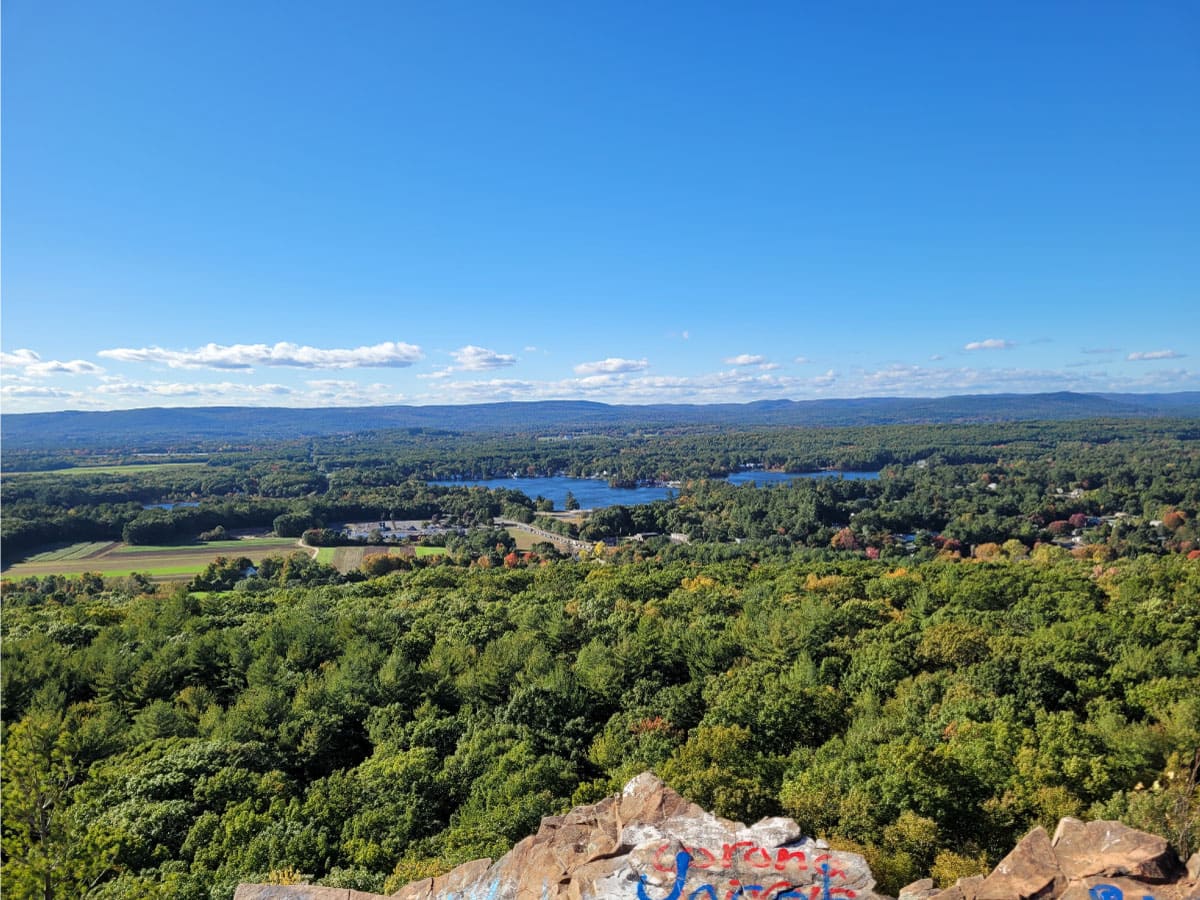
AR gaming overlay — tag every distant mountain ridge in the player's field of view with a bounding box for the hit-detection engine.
[4,391,1200,449]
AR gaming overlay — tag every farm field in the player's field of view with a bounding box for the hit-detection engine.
[110,536,297,554]
[329,545,406,573]
[508,528,542,551]
[1,461,208,477]
[17,541,118,562]
[2,536,306,581]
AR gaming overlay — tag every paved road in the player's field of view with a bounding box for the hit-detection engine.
[496,518,592,553]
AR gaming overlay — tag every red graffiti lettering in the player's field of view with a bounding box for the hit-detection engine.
[692,846,718,869]
[722,842,756,867]
[654,844,675,872]
[744,847,773,869]
[724,879,742,900]
[774,848,808,872]
[813,854,847,879]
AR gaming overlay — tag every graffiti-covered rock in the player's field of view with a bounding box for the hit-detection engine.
[234,776,1200,900]
[391,771,881,900]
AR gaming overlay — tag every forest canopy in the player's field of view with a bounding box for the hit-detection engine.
[2,416,1199,898]
[2,552,1198,897]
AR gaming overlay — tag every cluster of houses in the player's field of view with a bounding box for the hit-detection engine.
[341,519,464,541]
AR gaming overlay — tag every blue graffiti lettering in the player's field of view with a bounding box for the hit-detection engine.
[1087,888,1159,900]
[638,850,692,900]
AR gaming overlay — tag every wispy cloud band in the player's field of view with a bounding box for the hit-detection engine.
[98,341,423,370]
[573,357,649,375]
[1128,349,1184,361]
[964,338,1015,351]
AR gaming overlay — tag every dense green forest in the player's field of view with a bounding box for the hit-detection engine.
[3,417,1199,898]
[3,552,1198,897]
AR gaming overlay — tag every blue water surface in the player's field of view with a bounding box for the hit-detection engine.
[432,469,879,509]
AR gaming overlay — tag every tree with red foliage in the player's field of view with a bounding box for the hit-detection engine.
[830,527,860,551]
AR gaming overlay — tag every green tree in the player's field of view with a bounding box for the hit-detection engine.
[1,711,117,898]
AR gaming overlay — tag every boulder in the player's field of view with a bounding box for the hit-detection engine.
[930,874,984,900]
[1051,817,1183,883]
[391,858,493,900]
[899,877,937,900]
[975,827,1063,900]
[234,887,389,900]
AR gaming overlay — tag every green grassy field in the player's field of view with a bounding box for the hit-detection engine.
[79,565,209,577]
[508,529,540,551]
[20,541,115,562]
[112,537,297,554]
[5,537,437,581]
[2,462,208,477]
[3,537,305,581]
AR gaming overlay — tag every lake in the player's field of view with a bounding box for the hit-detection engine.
[431,469,880,509]
[141,501,202,510]
[431,476,674,509]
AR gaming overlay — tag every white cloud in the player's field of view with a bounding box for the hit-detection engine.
[1,348,104,377]
[724,354,768,366]
[0,384,75,400]
[98,340,423,370]
[964,338,1015,351]
[811,369,838,388]
[1,349,42,368]
[573,357,650,376]
[929,354,945,361]
[449,345,517,371]
[27,359,106,377]
[415,365,840,406]
[794,356,811,365]
[1127,349,1184,361]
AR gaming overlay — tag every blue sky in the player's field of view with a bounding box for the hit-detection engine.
[3,0,1197,411]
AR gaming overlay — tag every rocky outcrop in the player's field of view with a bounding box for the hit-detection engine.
[236,773,881,900]
[234,889,388,900]
[235,775,1200,900]
[903,817,1196,900]
[392,771,880,900]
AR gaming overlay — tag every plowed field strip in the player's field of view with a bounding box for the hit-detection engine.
[3,539,305,580]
